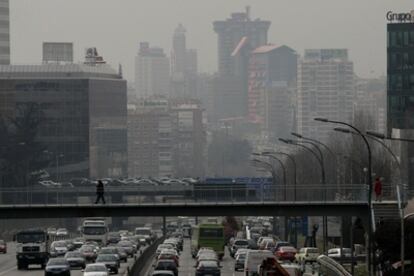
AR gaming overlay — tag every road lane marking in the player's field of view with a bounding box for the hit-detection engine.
[0,266,16,276]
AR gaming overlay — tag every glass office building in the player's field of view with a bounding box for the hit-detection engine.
[387,22,414,130]
[0,64,127,180]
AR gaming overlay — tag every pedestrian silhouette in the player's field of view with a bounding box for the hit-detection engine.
[95,180,106,204]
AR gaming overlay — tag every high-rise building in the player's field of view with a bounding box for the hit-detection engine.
[213,9,270,118]
[170,100,205,177]
[387,20,414,130]
[170,24,199,99]
[209,75,244,122]
[297,49,354,142]
[127,98,205,178]
[213,8,270,76]
[42,42,74,63]
[354,76,386,133]
[386,16,414,191]
[248,45,297,132]
[128,99,175,177]
[0,63,127,180]
[171,24,187,76]
[135,42,170,98]
[0,0,10,65]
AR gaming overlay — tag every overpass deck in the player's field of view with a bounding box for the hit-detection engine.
[0,184,371,220]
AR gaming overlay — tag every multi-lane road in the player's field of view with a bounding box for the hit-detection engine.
[145,240,244,276]
[0,241,137,276]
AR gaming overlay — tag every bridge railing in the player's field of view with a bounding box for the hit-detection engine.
[0,184,369,205]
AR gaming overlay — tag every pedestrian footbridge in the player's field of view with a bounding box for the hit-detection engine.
[0,184,374,221]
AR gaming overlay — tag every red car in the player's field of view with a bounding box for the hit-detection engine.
[275,246,297,261]
[0,240,7,254]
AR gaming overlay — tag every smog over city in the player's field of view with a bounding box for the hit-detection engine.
[0,1,413,276]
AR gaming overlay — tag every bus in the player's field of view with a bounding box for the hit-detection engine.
[81,218,108,245]
[191,224,225,260]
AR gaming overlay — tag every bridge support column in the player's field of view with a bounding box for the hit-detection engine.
[323,216,327,253]
[163,216,167,237]
[284,217,289,241]
[272,216,277,236]
[341,216,351,248]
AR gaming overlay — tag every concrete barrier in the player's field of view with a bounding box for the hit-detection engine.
[128,237,165,276]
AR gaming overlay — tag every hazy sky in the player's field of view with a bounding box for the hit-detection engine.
[10,0,413,82]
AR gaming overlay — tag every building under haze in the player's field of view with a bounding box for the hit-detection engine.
[0,62,127,181]
[135,42,170,98]
[297,49,354,142]
[212,9,271,119]
[354,76,386,133]
[128,98,205,178]
[0,0,10,65]
[128,99,175,177]
[213,8,270,77]
[170,24,198,98]
[42,42,74,63]
[248,45,297,140]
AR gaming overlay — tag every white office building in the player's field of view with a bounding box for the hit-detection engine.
[135,42,170,98]
[297,49,354,142]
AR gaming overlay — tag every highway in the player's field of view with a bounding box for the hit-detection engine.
[145,239,243,276]
[0,241,139,276]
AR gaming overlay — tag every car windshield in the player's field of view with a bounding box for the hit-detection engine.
[85,265,107,272]
[97,255,116,261]
[52,241,66,247]
[198,261,218,268]
[16,233,45,243]
[65,252,81,257]
[200,228,223,238]
[156,260,176,268]
[48,259,67,266]
[81,246,95,252]
[308,248,319,254]
[135,229,151,235]
[101,248,116,253]
[82,226,106,235]
[118,241,132,246]
[234,240,248,245]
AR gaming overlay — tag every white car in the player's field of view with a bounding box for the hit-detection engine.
[327,248,352,258]
[56,228,68,237]
[83,263,109,276]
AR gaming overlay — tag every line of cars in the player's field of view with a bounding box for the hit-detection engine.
[44,230,142,276]
[37,177,200,189]
[193,247,221,276]
[151,233,184,276]
[230,234,356,276]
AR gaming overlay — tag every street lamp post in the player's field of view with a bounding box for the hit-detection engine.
[365,130,411,276]
[262,151,297,200]
[251,158,278,201]
[290,133,332,255]
[262,151,298,247]
[315,117,374,276]
[279,138,328,252]
[255,154,287,200]
[251,158,280,236]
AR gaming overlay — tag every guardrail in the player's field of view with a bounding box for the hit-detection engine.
[128,237,165,276]
[0,184,369,205]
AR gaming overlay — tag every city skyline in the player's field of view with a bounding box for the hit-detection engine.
[9,0,413,82]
